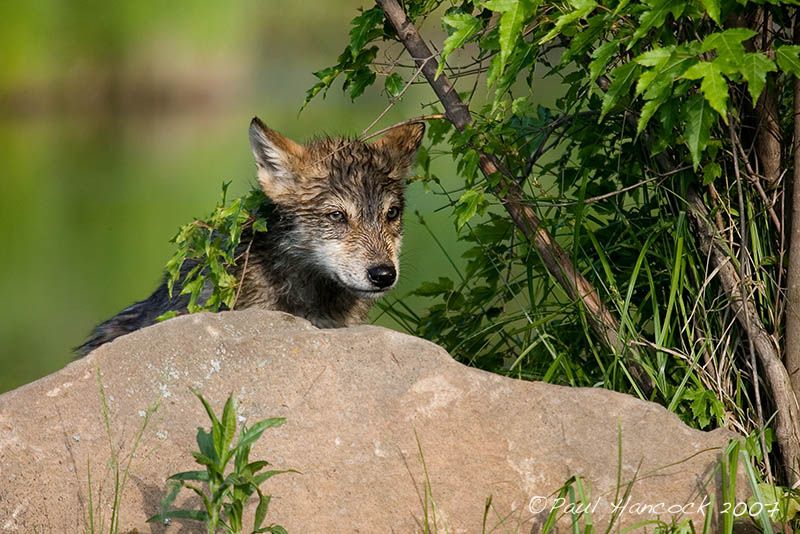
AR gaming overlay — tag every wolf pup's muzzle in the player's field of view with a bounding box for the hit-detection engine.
[367,264,396,289]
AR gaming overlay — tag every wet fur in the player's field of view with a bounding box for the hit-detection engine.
[76,118,424,356]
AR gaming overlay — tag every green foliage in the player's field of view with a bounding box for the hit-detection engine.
[303,6,384,107]
[162,183,269,318]
[484,0,539,79]
[776,44,800,76]
[308,0,800,500]
[439,12,484,79]
[149,390,292,534]
[385,72,405,97]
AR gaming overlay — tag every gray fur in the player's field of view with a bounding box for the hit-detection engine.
[76,118,424,357]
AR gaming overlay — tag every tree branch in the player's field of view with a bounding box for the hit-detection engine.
[752,8,781,190]
[376,0,654,394]
[784,13,800,419]
[688,188,800,484]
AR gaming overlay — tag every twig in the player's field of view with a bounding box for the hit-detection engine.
[361,114,446,142]
[538,174,667,208]
[376,0,655,395]
[360,56,434,137]
[232,237,253,310]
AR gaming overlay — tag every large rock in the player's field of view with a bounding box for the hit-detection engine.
[0,310,743,532]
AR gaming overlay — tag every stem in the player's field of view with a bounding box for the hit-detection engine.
[730,121,774,485]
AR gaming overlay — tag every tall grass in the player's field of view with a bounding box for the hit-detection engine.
[84,368,158,534]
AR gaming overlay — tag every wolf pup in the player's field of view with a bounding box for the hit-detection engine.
[76,117,425,356]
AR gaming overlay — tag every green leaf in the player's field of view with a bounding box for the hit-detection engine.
[220,394,237,460]
[539,0,595,44]
[701,28,756,53]
[304,63,343,107]
[454,189,486,229]
[634,45,697,101]
[787,494,800,522]
[684,93,716,169]
[193,389,221,433]
[238,417,286,450]
[347,68,376,100]
[589,41,618,82]
[683,61,728,120]
[630,0,684,46]
[384,73,404,97]
[341,46,378,100]
[700,28,756,73]
[168,470,211,482]
[252,469,296,486]
[739,52,776,102]
[348,6,384,57]
[776,45,800,77]
[702,161,722,185]
[156,310,179,322]
[414,277,454,297]
[699,0,720,25]
[689,390,712,427]
[437,13,484,78]
[246,460,270,474]
[600,61,639,118]
[254,490,271,529]
[634,47,674,68]
[191,451,216,468]
[636,99,662,134]
[484,0,538,78]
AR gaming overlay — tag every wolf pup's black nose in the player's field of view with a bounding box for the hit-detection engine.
[367,265,396,289]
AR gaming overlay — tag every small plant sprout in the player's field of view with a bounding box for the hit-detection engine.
[148,390,293,534]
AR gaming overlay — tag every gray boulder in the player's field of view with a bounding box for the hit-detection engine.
[0,309,744,532]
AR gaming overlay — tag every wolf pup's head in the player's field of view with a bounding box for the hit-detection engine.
[249,117,424,298]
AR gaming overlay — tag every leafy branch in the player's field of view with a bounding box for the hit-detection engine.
[376,0,655,394]
[161,184,269,319]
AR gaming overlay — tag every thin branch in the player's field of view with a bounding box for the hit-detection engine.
[361,114,446,142]
[539,175,667,208]
[360,55,434,137]
[232,237,254,310]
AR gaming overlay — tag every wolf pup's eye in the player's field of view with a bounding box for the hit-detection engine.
[327,210,347,223]
[386,206,401,221]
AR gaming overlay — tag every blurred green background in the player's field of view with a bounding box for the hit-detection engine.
[0,0,461,393]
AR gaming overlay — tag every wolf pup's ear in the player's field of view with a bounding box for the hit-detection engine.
[373,122,426,179]
[249,117,306,200]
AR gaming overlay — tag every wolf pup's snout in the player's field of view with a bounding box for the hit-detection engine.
[367,264,397,289]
